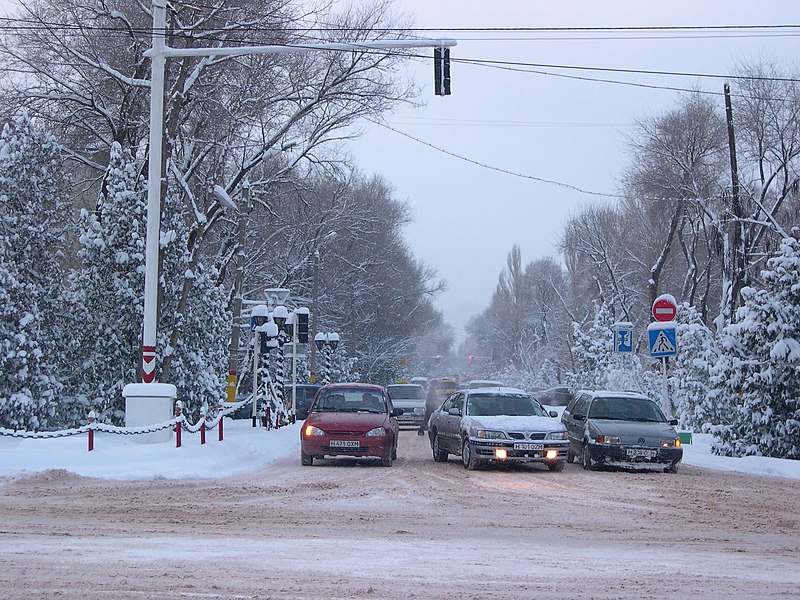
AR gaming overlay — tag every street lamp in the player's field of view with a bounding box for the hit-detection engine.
[314,331,340,385]
[250,304,272,427]
[271,304,291,424]
[309,231,338,379]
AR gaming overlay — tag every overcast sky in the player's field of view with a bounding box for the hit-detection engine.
[347,0,800,343]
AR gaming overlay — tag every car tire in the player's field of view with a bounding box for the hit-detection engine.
[581,442,595,471]
[566,447,575,463]
[381,452,393,467]
[547,460,566,472]
[432,433,448,462]
[665,462,679,474]
[462,438,478,470]
[301,451,313,466]
[392,444,397,461]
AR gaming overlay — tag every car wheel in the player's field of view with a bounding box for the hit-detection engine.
[392,444,397,461]
[462,438,478,470]
[566,447,575,463]
[581,442,595,471]
[664,462,679,474]
[432,433,448,462]
[301,451,313,466]
[547,460,566,472]
[380,453,393,467]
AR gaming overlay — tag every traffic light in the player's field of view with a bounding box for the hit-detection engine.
[434,47,451,96]
[467,355,474,362]
[296,311,309,343]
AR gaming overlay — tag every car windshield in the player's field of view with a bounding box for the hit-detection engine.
[466,394,547,417]
[313,389,386,413]
[387,386,424,400]
[588,397,666,422]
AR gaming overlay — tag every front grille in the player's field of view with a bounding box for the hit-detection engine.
[507,431,547,440]
[529,432,546,440]
[508,432,525,440]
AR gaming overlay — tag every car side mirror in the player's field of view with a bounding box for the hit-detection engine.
[549,410,558,418]
[669,418,678,426]
[391,408,404,417]
[573,414,585,421]
[448,407,461,416]
[296,408,309,421]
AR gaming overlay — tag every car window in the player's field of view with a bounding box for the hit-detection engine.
[588,397,665,421]
[314,389,387,413]
[466,393,547,417]
[573,395,591,417]
[387,386,425,400]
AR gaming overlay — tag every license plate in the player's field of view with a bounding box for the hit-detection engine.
[514,442,544,451]
[626,448,657,458]
[330,440,359,448]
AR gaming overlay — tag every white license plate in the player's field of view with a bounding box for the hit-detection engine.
[330,440,359,448]
[626,448,657,458]
[514,442,544,451]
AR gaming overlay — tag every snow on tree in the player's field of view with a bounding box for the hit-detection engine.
[710,237,800,459]
[0,114,70,430]
[670,303,720,431]
[566,302,644,392]
[71,143,229,424]
[69,142,146,424]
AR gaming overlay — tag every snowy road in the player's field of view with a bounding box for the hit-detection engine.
[1,429,798,599]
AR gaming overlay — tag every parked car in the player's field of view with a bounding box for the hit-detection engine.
[287,384,322,420]
[537,386,574,407]
[300,383,403,467]
[561,390,683,473]
[386,383,427,429]
[427,387,569,471]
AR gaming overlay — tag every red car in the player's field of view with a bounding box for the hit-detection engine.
[300,383,402,466]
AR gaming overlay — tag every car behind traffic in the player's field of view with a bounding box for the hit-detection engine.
[386,383,427,429]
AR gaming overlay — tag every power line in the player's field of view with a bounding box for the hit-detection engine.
[369,119,625,199]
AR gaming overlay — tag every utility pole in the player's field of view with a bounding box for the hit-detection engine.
[724,83,744,320]
[226,183,250,402]
[310,250,320,378]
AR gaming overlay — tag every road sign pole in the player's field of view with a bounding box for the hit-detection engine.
[661,357,669,414]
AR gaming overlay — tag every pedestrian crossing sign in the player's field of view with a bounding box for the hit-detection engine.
[648,324,677,357]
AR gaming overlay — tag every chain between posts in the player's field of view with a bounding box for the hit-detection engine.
[0,397,254,440]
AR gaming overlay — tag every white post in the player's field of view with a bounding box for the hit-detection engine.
[661,357,669,414]
[141,0,167,383]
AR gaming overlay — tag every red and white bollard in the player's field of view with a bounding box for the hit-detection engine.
[87,410,96,452]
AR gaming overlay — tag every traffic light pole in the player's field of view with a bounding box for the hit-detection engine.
[138,0,455,385]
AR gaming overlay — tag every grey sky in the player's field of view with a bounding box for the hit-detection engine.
[347,0,800,342]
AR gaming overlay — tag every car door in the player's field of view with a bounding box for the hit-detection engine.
[564,394,590,454]
[435,393,464,452]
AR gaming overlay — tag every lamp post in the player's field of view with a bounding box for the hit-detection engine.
[314,332,340,385]
[250,304,270,427]
[309,231,338,380]
[213,182,251,403]
[271,304,290,422]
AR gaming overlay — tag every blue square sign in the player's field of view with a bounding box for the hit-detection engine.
[648,325,677,357]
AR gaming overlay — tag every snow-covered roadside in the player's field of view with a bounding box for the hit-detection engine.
[0,418,798,482]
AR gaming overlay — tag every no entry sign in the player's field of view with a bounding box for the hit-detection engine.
[652,294,677,322]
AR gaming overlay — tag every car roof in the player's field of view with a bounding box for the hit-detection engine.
[576,389,653,401]
[322,383,385,392]
[387,383,424,388]
[465,386,530,396]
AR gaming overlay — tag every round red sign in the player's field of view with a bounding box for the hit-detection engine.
[652,297,677,322]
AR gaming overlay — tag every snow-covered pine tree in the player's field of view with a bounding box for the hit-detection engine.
[670,303,719,431]
[154,184,230,422]
[0,115,70,430]
[566,302,644,392]
[710,237,800,458]
[70,142,146,424]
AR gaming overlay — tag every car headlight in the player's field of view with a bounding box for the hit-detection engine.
[366,427,386,437]
[414,407,425,414]
[596,435,621,444]
[545,431,568,440]
[661,438,680,448]
[477,430,507,439]
[304,425,325,437]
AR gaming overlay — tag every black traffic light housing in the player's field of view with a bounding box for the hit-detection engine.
[296,311,309,343]
[434,47,451,96]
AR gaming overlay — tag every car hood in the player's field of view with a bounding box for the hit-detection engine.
[306,411,387,432]
[467,415,565,433]
[590,419,677,438]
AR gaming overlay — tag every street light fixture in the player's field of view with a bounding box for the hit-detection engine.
[314,332,340,385]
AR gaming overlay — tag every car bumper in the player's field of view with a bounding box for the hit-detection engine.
[468,439,569,464]
[301,437,392,459]
[588,443,683,466]
[396,414,425,427]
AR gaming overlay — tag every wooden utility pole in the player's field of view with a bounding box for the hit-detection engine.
[724,83,744,319]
